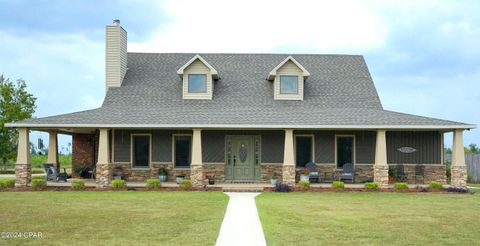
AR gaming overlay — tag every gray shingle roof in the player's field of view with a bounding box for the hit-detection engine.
[8,53,474,129]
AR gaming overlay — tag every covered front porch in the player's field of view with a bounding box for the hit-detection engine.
[12,127,469,188]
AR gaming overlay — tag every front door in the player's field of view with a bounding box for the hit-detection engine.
[225,135,261,181]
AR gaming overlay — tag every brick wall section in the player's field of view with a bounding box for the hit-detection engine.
[72,133,98,177]
[261,164,283,182]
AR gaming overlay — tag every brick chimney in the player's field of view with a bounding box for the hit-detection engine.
[105,19,127,89]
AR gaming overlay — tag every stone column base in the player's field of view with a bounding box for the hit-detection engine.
[190,165,204,186]
[96,164,111,188]
[373,165,389,186]
[282,165,295,186]
[451,166,467,187]
[15,164,32,187]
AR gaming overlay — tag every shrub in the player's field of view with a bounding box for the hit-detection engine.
[271,172,278,180]
[0,179,15,189]
[32,175,45,180]
[429,181,443,191]
[158,167,167,176]
[179,179,192,190]
[364,182,379,190]
[31,179,47,190]
[299,180,310,191]
[111,180,127,190]
[274,182,291,192]
[72,180,86,191]
[446,187,469,193]
[393,182,408,190]
[146,179,161,190]
[332,181,344,189]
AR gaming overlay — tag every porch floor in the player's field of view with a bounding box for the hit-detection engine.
[46,179,427,189]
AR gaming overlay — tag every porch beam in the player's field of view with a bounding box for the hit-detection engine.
[46,130,59,169]
[15,128,31,187]
[374,129,389,186]
[282,129,295,185]
[96,129,110,187]
[451,129,467,187]
[190,129,203,186]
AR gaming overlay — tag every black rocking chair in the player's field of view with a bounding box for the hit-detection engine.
[305,162,320,183]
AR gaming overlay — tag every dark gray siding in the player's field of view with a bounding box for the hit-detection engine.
[202,131,225,162]
[387,131,442,164]
[296,130,376,164]
[113,129,191,163]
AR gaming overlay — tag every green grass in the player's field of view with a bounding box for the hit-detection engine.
[256,192,480,245]
[468,183,480,188]
[3,154,72,169]
[0,192,228,245]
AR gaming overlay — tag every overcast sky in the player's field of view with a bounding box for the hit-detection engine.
[0,0,478,150]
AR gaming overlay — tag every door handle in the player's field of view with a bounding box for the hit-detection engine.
[233,155,236,166]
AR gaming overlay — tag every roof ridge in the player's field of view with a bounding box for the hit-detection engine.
[126,52,364,57]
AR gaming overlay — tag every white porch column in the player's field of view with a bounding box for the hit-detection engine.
[96,129,111,187]
[190,129,204,186]
[451,129,467,187]
[47,131,59,169]
[282,129,295,185]
[15,128,31,187]
[374,129,389,186]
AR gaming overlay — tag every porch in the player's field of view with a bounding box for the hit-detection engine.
[12,128,469,188]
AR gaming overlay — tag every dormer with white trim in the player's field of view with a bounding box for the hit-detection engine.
[177,55,218,100]
[268,56,310,101]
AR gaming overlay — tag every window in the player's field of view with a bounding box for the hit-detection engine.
[280,75,298,94]
[188,74,207,93]
[296,136,313,167]
[132,135,150,168]
[336,136,354,169]
[174,135,191,167]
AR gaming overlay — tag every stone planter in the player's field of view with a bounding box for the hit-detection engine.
[176,176,184,184]
[300,174,310,182]
[271,178,278,186]
[159,175,167,182]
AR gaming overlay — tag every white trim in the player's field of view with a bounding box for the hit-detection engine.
[6,123,475,130]
[294,134,315,167]
[334,134,356,170]
[130,133,152,169]
[268,56,310,80]
[172,133,193,168]
[177,54,218,79]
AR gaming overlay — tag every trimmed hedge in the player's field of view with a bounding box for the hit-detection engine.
[332,181,345,189]
[111,180,127,190]
[31,179,47,190]
[146,179,161,190]
[0,179,15,189]
[179,179,192,190]
[429,181,443,191]
[72,180,86,191]
[393,182,408,190]
[299,180,310,191]
[364,182,379,190]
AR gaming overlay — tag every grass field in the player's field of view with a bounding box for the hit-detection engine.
[0,192,228,245]
[256,192,480,246]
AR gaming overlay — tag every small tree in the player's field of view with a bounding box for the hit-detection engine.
[0,75,36,171]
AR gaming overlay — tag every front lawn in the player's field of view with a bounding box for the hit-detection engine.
[0,192,228,245]
[256,192,480,245]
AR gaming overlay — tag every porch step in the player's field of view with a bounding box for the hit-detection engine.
[222,187,265,192]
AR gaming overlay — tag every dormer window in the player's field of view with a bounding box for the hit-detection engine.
[280,75,298,94]
[177,54,218,100]
[188,74,207,93]
[268,56,310,101]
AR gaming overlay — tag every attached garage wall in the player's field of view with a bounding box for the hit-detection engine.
[386,131,442,164]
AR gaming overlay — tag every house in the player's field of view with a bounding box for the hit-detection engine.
[7,20,476,187]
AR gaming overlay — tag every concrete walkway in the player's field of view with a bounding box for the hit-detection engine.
[216,192,267,246]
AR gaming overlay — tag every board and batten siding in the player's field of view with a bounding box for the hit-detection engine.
[182,59,213,100]
[105,25,127,88]
[274,60,304,100]
[386,131,442,164]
